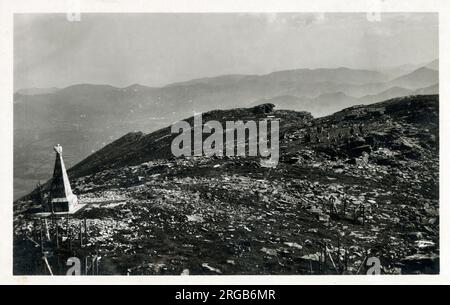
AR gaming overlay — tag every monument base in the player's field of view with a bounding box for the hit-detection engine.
[47,194,79,213]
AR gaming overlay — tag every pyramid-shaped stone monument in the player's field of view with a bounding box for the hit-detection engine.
[48,144,78,212]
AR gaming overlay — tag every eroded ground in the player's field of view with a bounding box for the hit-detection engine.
[13,96,439,275]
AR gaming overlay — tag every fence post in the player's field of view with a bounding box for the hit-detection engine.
[79,222,83,248]
[39,220,44,252]
[84,218,88,240]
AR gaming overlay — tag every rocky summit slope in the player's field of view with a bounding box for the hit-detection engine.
[14,95,439,275]
[14,62,438,200]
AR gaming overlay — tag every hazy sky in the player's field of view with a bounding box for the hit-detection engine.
[14,13,438,90]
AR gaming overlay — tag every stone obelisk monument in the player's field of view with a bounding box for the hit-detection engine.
[48,144,78,212]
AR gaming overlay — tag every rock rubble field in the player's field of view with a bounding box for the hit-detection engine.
[14,95,439,275]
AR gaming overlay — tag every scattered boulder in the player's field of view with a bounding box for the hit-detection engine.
[252,103,275,114]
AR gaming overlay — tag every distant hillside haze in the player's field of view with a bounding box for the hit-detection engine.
[390,67,438,89]
[15,87,60,96]
[425,59,439,70]
[13,61,438,199]
[414,83,439,95]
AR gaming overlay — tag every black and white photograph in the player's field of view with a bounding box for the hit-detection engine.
[3,1,446,286]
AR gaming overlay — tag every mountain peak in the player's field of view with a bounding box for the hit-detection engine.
[317,91,349,99]
[391,66,438,89]
[59,83,118,93]
[123,83,149,90]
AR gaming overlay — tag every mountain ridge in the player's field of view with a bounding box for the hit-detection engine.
[13,63,439,199]
[61,94,437,182]
[14,94,439,276]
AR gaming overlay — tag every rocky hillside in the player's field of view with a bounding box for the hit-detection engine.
[13,62,438,199]
[14,95,439,275]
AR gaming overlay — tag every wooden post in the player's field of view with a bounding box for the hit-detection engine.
[22,224,26,239]
[67,215,72,251]
[55,218,59,249]
[51,216,55,242]
[33,220,38,241]
[84,218,88,240]
[26,236,40,247]
[96,255,99,275]
[344,248,348,272]
[92,256,98,275]
[57,255,61,275]
[39,220,44,252]
[337,237,341,271]
[325,246,339,274]
[66,213,69,236]
[357,255,367,275]
[44,218,50,241]
[342,198,347,217]
[362,206,366,226]
[319,251,322,273]
[43,255,53,276]
[79,221,83,247]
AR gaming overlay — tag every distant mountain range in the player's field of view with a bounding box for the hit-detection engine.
[246,64,438,116]
[13,60,439,199]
